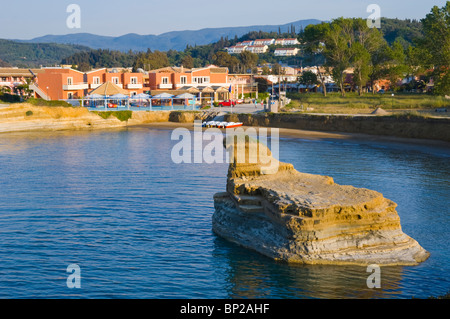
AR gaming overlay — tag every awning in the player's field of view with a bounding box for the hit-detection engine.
[175,93,196,99]
[109,93,129,99]
[152,93,174,98]
[89,81,128,96]
[133,93,150,99]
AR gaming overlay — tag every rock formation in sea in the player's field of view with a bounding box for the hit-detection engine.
[212,135,430,265]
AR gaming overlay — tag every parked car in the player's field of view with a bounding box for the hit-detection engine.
[219,100,236,107]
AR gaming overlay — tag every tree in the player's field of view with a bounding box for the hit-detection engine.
[212,51,239,71]
[385,40,408,90]
[298,71,319,92]
[261,66,271,75]
[180,54,194,69]
[272,63,283,75]
[133,50,170,71]
[254,77,270,93]
[419,2,450,95]
[238,51,258,73]
[301,22,330,96]
[351,18,385,95]
[351,42,371,95]
[324,18,354,97]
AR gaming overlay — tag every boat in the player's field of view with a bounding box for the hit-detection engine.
[224,122,243,128]
[201,121,244,128]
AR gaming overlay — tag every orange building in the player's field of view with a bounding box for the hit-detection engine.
[33,67,144,100]
[147,65,230,101]
[148,66,228,89]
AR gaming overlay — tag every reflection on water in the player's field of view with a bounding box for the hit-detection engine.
[0,127,448,299]
[213,236,416,299]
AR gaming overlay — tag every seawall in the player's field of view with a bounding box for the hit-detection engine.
[223,113,450,142]
[1,104,448,142]
[0,105,202,134]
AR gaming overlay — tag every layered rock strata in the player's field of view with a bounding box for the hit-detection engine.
[212,137,430,265]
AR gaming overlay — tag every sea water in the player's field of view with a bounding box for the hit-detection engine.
[0,127,448,299]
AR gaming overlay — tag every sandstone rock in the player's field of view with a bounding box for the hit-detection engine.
[212,136,430,265]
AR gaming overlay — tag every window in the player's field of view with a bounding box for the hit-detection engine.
[180,76,187,84]
[68,92,73,99]
[130,77,138,84]
[112,77,119,84]
[131,91,137,96]
[67,77,73,85]
[203,77,210,83]
[162,77,169,84]
[193,77,203,84]
[93,77,100,84]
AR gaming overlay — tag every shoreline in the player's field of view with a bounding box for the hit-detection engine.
[134,122,450,154]
[0,105,449,153]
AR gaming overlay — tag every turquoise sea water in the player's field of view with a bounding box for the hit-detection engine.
[0,127,448,299]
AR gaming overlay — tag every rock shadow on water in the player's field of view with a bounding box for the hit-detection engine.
[212,236,410,299]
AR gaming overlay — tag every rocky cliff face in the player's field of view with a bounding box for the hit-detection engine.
[212,136,430,265]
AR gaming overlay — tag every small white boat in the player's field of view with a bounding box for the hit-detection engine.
[216,122,228,128]
[224,122,243,128]
[202,121,244,128]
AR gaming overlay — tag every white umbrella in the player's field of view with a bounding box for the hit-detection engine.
[133,93,150,99]
[175,93,195,99]
[153,93,174,99]
[110,93,129,99]
[85,93,104,99]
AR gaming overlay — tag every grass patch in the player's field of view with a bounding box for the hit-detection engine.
[26,98,73,107]
[92,110,133,122]
[387,111,431,119]
[285,92,450,114]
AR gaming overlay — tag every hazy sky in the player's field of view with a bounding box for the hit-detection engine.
[1,0,447,39]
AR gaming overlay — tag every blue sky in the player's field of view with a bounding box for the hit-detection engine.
[1,0,447,39]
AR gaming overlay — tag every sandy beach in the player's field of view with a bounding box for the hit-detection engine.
[1,104,449,155]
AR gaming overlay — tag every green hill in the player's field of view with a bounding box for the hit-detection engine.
[0,39,90,67]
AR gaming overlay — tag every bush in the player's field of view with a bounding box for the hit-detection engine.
[92,110,133,122]
[0,93,21,103]
[113,110,133,122]
[26,98,73,107]
[25,110,33,116]
[92,111,112,119]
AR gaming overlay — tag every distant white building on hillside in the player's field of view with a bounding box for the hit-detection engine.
[226,46,247,54]
[245,45,269,54]
[253,39,275,46]
[274,38,300,46]
[236,40,254,47]
[274,48,300,56]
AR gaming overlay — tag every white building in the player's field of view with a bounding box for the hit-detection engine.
[253,39,275,46]
[274,48,300,56]
[274,38,300,46]
[245,45,269,54]
[227,46,247,54]
[236,40,254,47]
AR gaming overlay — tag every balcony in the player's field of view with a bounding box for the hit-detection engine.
[127,83,143,89]
[174,83,191,88]
[63,83,89,90]
[90,83,102,89]
[158,83,173,89]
